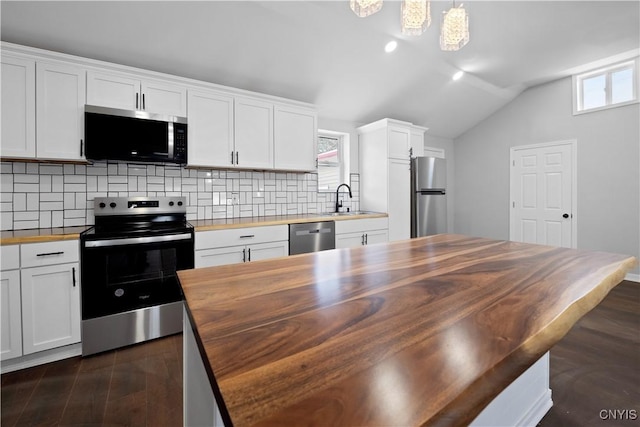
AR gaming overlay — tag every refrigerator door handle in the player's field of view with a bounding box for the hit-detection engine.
[419,189,446,195]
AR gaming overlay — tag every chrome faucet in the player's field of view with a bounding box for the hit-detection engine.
[335,183,352,213]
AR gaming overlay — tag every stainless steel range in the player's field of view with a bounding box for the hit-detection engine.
[80,196,194,356]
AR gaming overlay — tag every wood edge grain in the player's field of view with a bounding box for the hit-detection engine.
[191,213,388,232]
[0,233,82,245]
[426,256,637,427]
[182,300,235,427]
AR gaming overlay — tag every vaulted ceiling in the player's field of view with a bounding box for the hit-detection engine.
[2,1,639,138]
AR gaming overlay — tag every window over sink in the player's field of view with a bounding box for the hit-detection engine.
[317,130,348,192]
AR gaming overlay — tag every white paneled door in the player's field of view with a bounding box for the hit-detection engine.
[510,141,576,248]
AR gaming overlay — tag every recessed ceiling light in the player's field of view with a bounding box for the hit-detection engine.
[452,70,464,81]
[385,41,398,53]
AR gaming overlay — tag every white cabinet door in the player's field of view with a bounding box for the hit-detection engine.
[365,229,388,245]
[336,232,366,249]
[86,71,139,110]
[274,105,317,171]
[388,159,411,241]
[195,246,244,268]
[234,97,273,169]
[1,270,22,361]
[387,125,410,160]
[410,126,426,158]
[87,71,186,116]
[1,55,36,158]
[36,62,86,160]
[141,80,187,116]
[21,263,81,355]
[247,241,288,262]
[187,89,234,167]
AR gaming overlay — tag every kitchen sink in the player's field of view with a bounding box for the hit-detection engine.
[323,211,375,216]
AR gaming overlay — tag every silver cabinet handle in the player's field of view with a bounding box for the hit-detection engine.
[136,92,139,109]
[242,248,246,262]
[36,251,64,257]
[365,233,368,245]
[72,267,76,287]
[248,248,251,262]
[361,234,365,245]
[240,235,255,239]
[231,151,235,165]
[235,151,239,165]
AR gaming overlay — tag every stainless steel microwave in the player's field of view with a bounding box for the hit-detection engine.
[84,105,187,164]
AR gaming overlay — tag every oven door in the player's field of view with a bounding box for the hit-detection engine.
[81,231,194,320]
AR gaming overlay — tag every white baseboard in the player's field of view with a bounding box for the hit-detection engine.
[517,389,553,427]
[0,343,81,374]
[625,273,639,283]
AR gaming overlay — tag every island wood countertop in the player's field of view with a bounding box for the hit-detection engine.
[180,234,636,426]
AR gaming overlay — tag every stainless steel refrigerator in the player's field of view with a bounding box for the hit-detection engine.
[411,156,447,237]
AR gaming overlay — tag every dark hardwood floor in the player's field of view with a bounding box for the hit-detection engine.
[538,280,640,426]
[1,281,638,426]
[1,333,182,426]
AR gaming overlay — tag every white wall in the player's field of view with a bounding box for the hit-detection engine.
[453,76,640,275]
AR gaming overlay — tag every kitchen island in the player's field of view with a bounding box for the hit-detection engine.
[178,234,636,427]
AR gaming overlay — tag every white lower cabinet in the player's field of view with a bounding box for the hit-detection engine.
[195,226,289,268]
[335,218,389,249]
[1,269,22,361]
[0,240,81,365]
[20,263,81,355]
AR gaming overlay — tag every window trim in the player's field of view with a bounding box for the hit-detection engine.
[573,57,639,115]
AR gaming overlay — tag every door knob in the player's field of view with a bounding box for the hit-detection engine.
[562,213,569,218]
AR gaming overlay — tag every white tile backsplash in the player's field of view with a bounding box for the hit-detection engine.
[0,161,360,231]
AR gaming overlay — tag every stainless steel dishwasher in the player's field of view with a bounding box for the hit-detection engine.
[289,221,335,255]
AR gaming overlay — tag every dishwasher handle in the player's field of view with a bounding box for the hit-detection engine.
[295,228,332,236]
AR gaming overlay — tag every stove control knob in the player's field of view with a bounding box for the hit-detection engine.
[110,202,116,208]
[169,201,174,206]
[177,201,183,206]
[99,202,106,209]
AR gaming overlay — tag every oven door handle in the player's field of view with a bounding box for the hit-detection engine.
[83,233,193,248]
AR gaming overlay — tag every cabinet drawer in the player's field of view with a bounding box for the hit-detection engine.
[335,218,388,235]
[1,245,20,271]
[196,225,288,250]
[21,240,79,268]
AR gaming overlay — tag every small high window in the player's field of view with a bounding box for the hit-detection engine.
[573,58,638,114]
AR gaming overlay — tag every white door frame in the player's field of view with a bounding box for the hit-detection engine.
[509,140,578,249]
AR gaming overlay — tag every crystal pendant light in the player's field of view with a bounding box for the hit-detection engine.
[440,2,469,51]
[401,0,431,36]
[350,0,383,18]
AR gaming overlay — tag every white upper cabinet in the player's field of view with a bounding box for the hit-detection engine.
[410,126,427,158]
[187,89,234,167]
[387,124,411,160]
[1,55,36,158]
[87,71,187,116]
[36,61,86,161]
[234,97,274,170]
[274,104,317,171]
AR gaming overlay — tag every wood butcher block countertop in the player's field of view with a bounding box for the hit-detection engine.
[0,212,386,245]
[178,234,637,427]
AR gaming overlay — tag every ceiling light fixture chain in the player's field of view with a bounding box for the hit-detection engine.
[349,0,470,51]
